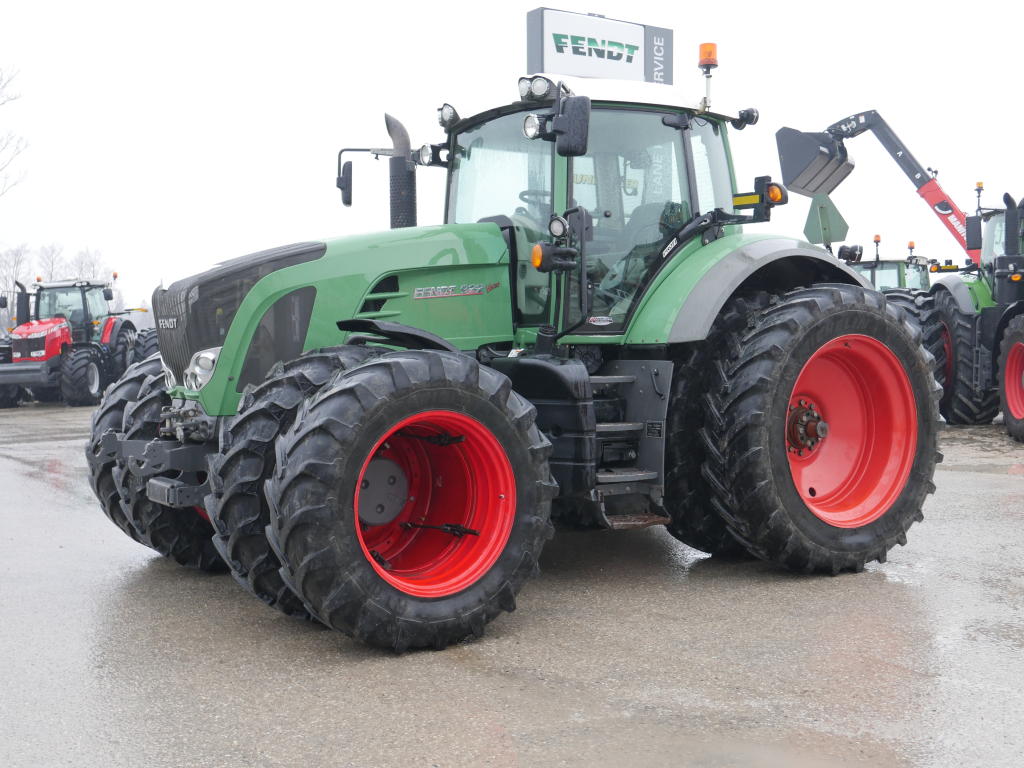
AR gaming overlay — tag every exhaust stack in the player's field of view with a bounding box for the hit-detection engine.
[385,114,416,229]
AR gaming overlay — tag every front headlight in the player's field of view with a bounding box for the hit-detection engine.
[182,346,221,391]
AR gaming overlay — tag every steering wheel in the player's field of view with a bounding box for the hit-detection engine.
[519,189,551,205]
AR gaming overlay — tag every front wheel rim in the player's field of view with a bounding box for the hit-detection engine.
[785,334,917,528]
[87,362,100,396]
[354,409,516,598]
[1004,342,1024,419]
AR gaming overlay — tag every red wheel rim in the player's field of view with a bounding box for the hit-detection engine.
[1005,342,1024,419]
[940,322,954,386]
[785,334,917,528]
[354,410,516,598]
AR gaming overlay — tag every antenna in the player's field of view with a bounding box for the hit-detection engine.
[698,43,717,111]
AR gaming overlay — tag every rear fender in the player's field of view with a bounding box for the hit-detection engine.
[626,235,869,345]
[931,275,980,315]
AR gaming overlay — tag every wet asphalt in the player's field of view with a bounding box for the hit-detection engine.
[0,403,1022,768]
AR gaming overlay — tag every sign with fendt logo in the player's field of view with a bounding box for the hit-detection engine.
[526,8,673,85]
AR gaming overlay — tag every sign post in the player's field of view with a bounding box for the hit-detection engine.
[527,8,673,85]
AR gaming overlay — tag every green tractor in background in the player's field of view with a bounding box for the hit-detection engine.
[779,113,1024,438]
[841,236,931,293]
[87,73,940,650]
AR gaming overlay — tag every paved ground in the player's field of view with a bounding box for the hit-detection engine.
[1,404,1022,768]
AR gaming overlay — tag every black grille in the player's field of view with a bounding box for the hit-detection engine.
[0,344,11,364]
[153,242,326,381]
[12,337,45,358]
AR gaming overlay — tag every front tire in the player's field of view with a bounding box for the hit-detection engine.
[61,347,104,406]
[266,350,556,651]
[87,356,165,543]
[998,314,1024,442]
[701,285,940,573]
[0,384,21,408]
[206,346,382,617]
[132,328,159,362]
[113,370,225,571]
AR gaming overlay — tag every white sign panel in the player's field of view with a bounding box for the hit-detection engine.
[527,8,673,85]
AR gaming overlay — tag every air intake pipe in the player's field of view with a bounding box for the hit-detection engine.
[385,114,416,229]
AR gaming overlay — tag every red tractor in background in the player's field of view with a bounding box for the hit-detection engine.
[0,276,158,407]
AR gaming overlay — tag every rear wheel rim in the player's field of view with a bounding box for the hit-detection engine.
[1005,342,1024,419]
[940,323,954,386]
[785,334,917,528]
[354,410,516,598]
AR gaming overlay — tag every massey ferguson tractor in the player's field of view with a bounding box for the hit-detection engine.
[0,277,158,407]
[778,111,1024,439]
[87,65,940,650]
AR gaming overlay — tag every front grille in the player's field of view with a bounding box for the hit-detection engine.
[0,345,11,364]
[153,242,326,381]
[12,337,44,358]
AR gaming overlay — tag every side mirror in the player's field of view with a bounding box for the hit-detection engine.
[103,287,114,301]
[338,160,353,207]
[0,296,7,310]
[553,95,590,157]
[966,215,983,252]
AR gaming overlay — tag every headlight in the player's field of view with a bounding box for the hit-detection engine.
[523,114,544,140]
[182,346,221,391]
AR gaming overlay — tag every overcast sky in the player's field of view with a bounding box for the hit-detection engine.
[2,0,1023,302]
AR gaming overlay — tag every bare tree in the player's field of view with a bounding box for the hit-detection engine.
[69,248,108,281]
[0,68,26,200]
[0,243,32,327]
[36,243,65,280]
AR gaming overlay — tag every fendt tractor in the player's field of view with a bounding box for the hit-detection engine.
[87,61,940,650]
[779,112,1024,439]
[0,277,158,407]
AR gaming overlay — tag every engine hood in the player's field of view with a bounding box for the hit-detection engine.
[11,318,69,337]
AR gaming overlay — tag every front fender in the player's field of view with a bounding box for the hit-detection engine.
[625,234,869,345]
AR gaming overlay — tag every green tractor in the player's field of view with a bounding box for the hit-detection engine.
[840,237,931,293]
[87,74,940,650]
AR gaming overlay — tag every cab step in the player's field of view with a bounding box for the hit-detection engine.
[595,421,644,434]
[596,467,659,483]
[604,512,671,531]
[589,374,637,387]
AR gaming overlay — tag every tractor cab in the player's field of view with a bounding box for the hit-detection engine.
[339,75,780,343]
[28,280,114,342]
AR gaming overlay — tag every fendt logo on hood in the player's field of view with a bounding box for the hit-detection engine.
[551,33,640,64]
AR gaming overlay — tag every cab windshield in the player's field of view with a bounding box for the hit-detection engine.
[446,107,734,333]
[37,288,85,323]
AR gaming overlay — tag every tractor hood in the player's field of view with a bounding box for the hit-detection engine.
[153,222,512,405]
[10,318,68,338]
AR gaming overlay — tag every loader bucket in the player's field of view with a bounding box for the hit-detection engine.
[776,127,855,197]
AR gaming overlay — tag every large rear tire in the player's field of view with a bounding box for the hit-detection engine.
[113,371,225,571]
[109,325,136,380]
[206,346,382,617]
[664,292,771,556]
[87,356,165,543]
[998,314,1024,442]
[885,289,947,390]
[701,285,940,573]
[266,350,556,651]
[61,347,104,406]
[934,288,998,424]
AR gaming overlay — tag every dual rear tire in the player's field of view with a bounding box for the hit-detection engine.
[698,285,940,572]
